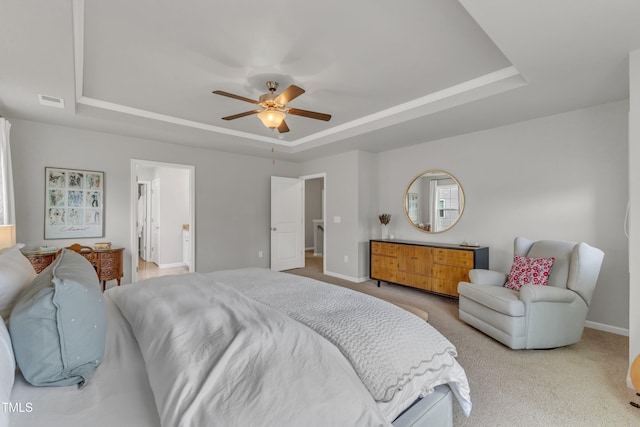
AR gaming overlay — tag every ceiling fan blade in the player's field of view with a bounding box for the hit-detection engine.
[287,107,331,121]
[275,85,305,105]
[221,110,262,120]
[277,120,290,133]
[212,90,260,105]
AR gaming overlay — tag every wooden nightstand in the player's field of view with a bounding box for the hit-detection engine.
[22,247,124,290]
[94,247,124,288]
[21,250,56,274]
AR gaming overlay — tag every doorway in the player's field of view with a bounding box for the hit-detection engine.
[303,176,324,272]
[131,159,195,282]
[301,173,326,274]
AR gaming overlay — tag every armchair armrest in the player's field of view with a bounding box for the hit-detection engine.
[468,269,507,286]
[519,285,577,304]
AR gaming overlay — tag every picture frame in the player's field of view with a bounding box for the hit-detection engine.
[44,167,104,239]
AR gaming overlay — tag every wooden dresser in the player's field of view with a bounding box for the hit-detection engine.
[22,247,124,290]
[370,239,489,298]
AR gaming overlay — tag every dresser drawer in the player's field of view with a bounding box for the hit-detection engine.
[98,251,120,260]
[373,242,398,257]
[432,278,460,297]
[99,259,119,268]
[372,255,397,270]
[432,263,470,282]
[99,267,120,280]
[433,248,473,267]
[23,253,56,273]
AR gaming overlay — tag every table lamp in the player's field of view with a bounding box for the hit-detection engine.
[0,225,16,250]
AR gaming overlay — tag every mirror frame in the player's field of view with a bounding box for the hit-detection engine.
[403,169,465,234]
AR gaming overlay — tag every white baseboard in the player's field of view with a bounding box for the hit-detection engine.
[305,246,314,251]
[324,270,369,283]
[585,320,629,336]
[157,262,187,269]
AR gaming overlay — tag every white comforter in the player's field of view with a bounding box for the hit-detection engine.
[108,268,471,426]
[109,273,391,427]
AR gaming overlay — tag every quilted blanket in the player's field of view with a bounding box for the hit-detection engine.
[211,268,471,416]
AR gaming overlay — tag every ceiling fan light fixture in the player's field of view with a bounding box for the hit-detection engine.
[257,109,286,129]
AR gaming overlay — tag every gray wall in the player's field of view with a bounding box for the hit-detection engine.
[10,118,299,284]
[377,100,629,331]
[357,151,379,279]
[300,151,361,280]
[8,98,630,332]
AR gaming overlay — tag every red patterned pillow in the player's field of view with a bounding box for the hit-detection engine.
[504,255,555,291]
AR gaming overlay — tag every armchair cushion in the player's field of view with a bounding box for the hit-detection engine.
[469,269,507,286]
[457,282,524,317]
[504,255,555,290]
[519,284,577,304]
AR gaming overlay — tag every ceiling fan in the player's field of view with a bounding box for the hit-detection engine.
[212,81,331,133]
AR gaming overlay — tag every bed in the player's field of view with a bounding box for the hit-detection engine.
[5,251,471,427]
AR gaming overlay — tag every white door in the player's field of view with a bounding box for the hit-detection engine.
[271,176,303,271]
[150,178,161,264]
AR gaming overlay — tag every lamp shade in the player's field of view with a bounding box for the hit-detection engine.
[0,225,16,250]
[257,110,286,129]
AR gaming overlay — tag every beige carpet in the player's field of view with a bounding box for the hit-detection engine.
[288,253,640,426]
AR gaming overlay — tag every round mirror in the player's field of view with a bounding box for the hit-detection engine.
[404,170,464,233]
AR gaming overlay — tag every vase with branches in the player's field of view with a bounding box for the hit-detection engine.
[378,214,391,239]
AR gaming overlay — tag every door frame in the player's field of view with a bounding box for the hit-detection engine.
[130,159,195,282]
[137,180,151,260]
[300,173,326,274]
[150,178,161,264]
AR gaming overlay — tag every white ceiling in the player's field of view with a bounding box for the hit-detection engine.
[1,0,640,162]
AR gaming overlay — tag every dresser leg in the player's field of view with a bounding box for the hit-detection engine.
[377,280,381,288]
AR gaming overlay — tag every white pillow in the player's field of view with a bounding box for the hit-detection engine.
[0,318,15,427]
[0,245,37,319]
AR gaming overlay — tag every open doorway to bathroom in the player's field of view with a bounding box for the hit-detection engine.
[131,159,195,282]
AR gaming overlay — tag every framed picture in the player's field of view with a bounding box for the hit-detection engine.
[44,167,104,239]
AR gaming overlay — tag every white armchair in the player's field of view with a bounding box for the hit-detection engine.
[457,237,604,349]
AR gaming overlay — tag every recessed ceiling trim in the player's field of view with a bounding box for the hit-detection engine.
[291,66,526,148]
[72,0,84,105]
[71,0,525,151]
[77,96,291,145]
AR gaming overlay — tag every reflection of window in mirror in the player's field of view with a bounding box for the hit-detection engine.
[435,184,460,231]
[407,193,418,222]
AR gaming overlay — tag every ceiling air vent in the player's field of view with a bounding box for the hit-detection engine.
[37,94,65,108]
